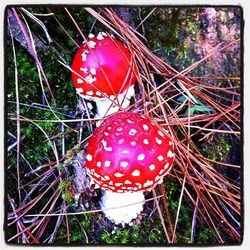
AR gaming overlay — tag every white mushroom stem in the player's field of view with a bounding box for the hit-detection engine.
[95,85,135,126]
[80,85,135,127]
[99,190,145,226]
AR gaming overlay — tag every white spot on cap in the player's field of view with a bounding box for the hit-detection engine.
[157,155,164,161]
[118,139,125,145]
[122,150,129,154]
[96,91,102,96]
[157,177,163,184]
[116,190,124,193]
[158,130,165,138]
[127,119,133,124]
[94,172,100,178]
[132,170,140,177]
[107,127,112,130]
[101,140,112,152]
[137,154,145,161]
[143,124,149,131]
[86,91,94,96]
[104,175,110,180]
[85,75,96,84]
[169,141,173,146]
[131,141,136,146]
[129,129,137,136]
[143,180,154,188]
[136,183,142,188]
[86,154,92,161]
[86,168,91,175]
[97,33,104,40]
[76,88,83,93]
[120,161,128,168]
[164,162,170,170]
[167,150,174,158]
[109,180,113,185]
[104,161,111,167]
[87,40,96,48]
[81,52,87,61]
[114,172,124,178]
[149,164,156,171]
[115,183,123,187]
[101,32,108,36]
[88,33,95,38]
[77,78,84,84]
[155,175,161,182]
[124,180,132,185]
[110,95,116,101]
[90,68,96,75]
[143,139,149,145]
[156,138,162,145]
[97,161,101,167]
[159,169,164,175]
[117,127,123,132]
[80,67,88,73]
[101,140,107,147]
[104,132,109,136]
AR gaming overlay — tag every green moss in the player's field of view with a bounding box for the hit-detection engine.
[203,136,231,162]
[100,223,151,244]
[58,180,75,205]
[132,7,201,71]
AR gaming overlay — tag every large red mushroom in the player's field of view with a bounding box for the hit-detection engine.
[71,33,138,119]
[85,111,175,224]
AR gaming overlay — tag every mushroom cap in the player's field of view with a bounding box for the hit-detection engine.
[85,112,175,192]
[71,33,138,98]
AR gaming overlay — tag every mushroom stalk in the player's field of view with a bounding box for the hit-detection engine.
[94,85,135,125]
[100,190,145,226]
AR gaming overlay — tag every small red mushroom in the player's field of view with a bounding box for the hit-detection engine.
[85,111,175,193]
[71,33,138,99]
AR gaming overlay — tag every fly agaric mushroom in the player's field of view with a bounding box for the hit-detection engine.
[85,111,175,225]
[71,33,138,120]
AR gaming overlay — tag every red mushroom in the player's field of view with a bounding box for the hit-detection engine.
[85,111,174,224]
[71,33,138,119]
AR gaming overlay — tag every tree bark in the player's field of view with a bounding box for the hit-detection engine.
[7,9,45,56]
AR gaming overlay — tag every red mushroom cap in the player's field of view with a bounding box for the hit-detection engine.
[85,112,175,192]
[71,33,138,98]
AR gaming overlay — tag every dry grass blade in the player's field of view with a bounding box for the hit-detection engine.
[152,188,170,242]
